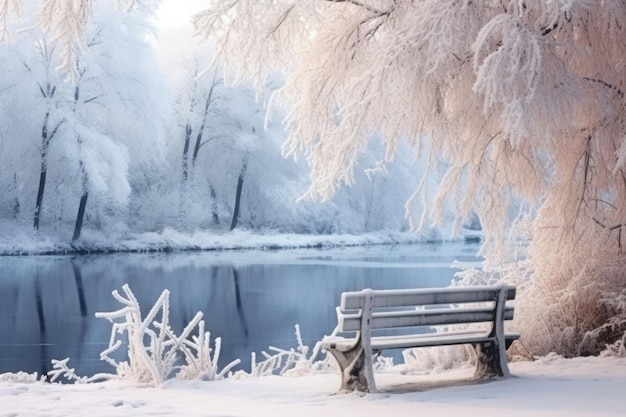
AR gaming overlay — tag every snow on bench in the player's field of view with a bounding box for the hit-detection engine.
[321,285,519,393]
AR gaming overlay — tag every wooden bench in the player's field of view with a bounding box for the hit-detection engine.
[321,285,519,393]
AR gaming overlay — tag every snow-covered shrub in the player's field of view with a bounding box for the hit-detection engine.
[95,284,193,384]
[451,233,626,359]
[602,333,626,358]
[236,324,335,378]
[401,346,473,374]
[94,284,240,385]
[176,320,240,381]
[49,284,239,386]
[373,355,395,371]
[521,258,626,357]
[0,371,45,383]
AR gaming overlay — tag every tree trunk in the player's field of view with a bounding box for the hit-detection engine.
[12,174,20,217]
[73,134,89,242]
[33,168,46,231]
[192,130,202,167]
[34,112,51,231]
[230,162,247,231]
[210,183,219,225]
[182,123,192,182]
[72,192,88,241]
[33,110,62,231]
[192,78,218,168]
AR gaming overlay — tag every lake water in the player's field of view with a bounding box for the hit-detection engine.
[0,242,481,378]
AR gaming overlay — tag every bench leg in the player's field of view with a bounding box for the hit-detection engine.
[472,340,510,379]
[326,345,375,393]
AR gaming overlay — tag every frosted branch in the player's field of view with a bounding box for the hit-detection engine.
[0,0,21,42]
[92,284,241,385]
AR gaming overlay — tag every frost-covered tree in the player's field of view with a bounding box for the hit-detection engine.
[28,40,65,232]
[170,51,226,227]
[159,43,426,234]
[194,1,626,356]
[0,0,166,239]
[0,30,72,231]
[165,55,289,232]
[72,0,168,238]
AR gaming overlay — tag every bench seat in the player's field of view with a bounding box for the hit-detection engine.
[323,330,521,352]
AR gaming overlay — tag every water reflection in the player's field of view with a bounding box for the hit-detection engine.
[0,242,480,377]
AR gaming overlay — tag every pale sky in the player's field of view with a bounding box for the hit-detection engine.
[155,0,206,32]
[154,0,209,70]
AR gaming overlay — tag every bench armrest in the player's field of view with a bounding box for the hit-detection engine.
[321,334,360,352]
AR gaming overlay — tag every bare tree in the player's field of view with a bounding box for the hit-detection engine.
[229,156,246,231]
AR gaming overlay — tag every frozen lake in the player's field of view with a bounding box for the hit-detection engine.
[0,242,481,377]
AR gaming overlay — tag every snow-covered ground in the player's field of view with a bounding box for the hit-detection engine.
[1,355,625,416]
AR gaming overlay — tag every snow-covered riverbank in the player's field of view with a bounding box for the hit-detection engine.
[0,226,449,256]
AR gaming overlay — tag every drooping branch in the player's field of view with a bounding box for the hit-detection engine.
[1,0,138,79]
[0,0,21,41]
[324,0,390,16]
[583,77,624,99]
[575,136,593,224]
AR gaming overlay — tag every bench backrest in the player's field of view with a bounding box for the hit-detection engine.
[336,285,515,333]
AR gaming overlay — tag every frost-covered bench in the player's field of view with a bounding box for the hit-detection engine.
[321,285,519,393]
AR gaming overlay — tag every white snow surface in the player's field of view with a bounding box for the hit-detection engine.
[1,355,625,416]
